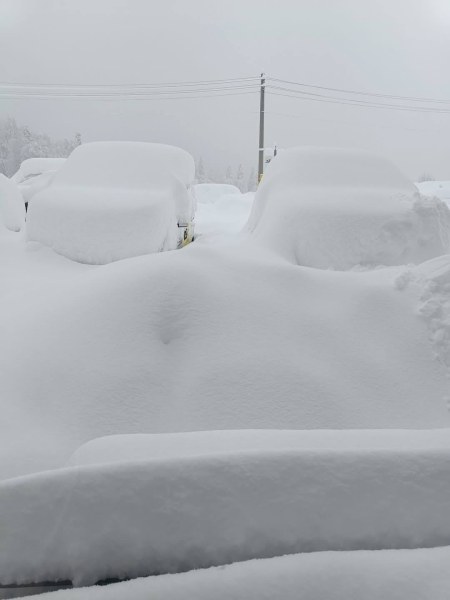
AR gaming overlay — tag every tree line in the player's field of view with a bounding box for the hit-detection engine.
[0,117,82,177]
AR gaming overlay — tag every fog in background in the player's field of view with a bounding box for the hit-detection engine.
[1,0,450,180]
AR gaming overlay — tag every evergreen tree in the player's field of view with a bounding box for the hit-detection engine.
[225,165,233,185]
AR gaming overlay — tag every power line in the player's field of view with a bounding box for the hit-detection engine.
[267,76,450,105]
[0,76,259,91]
[266,87,450,114]
[0,90,259,101]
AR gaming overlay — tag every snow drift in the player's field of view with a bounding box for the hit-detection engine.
[0,174,25,232]
[3,429,450,586]
[20,547,450,600]
[26,142,196,264]
[247,147,450,269]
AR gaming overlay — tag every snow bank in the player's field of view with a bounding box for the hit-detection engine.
[0,174,25,232]
[194,183,241,203]
[247,147,450,269]
[3,435,450,586]
[416,180,450,203]
[22,547,450,600]
[26,142,196,264]
[2,239,450,479]
[395,254,450,367]
[67,428,450,467]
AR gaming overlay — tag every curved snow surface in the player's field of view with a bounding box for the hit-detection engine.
[194,183,241,203]
[20,547,450,600]
[11,157,67,184]
[3,431,450,586]
[26,142,196,264]
[1,243,450,479]
[247,147,450,269]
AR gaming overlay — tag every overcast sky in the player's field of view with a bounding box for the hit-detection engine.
[1,0,450,179]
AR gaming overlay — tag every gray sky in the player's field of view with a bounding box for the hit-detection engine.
[1,0,450,179]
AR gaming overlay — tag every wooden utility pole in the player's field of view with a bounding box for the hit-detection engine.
[258,73,265,184]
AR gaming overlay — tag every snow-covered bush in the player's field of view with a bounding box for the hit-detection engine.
[247,147,450,269]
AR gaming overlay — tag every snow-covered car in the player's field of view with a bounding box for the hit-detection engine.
[11,157,67,208]
[246,147,450,270]
[194,183,241,203]
[415,180,450,205]
[26,142,196,264]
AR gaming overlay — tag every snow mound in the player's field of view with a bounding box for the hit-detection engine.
[396,255,450,367]
[11,157,66,205]
[67,428,450,467]
[195,191,254,238]
[11,157,67,184]
[194,183,241,203]
[247,147,450,269]
[3,431,450,586]
[416,180,450,203]
[26,142,196,264]
[0,174,25,232]
[24,547,450,600]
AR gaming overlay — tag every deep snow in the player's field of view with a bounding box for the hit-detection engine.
[26,142,196,264]
[16,547,450,600]
[248,147,450,269]
[4,435,450,586]
[1,151,450,597]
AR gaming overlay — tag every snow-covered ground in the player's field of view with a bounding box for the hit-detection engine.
[1,147,450,597]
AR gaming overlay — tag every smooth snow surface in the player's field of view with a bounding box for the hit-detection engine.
[26,142,196,264]
[1,238,450,479]
[21,547,450,600]
[0,174,25,232]
[11,158,67,184]
[67,428,450,467]
[3,433,450,586]
[194,183,241,202]
[247,147,450,269]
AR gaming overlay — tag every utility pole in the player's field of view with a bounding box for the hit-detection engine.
[258,72,265,184]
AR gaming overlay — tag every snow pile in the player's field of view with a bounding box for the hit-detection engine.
[67,428,450,467]
[395,254,450,368]
[247,147,450,269]
[194,183,241,203]
[0,174,25,232]
[416,180,450,203]
[11,158,67,184]
[22,547,450,600]
[3,430,450,586]
[2,241,450,479]
[11,157,67,204]
[26,142,196,264]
